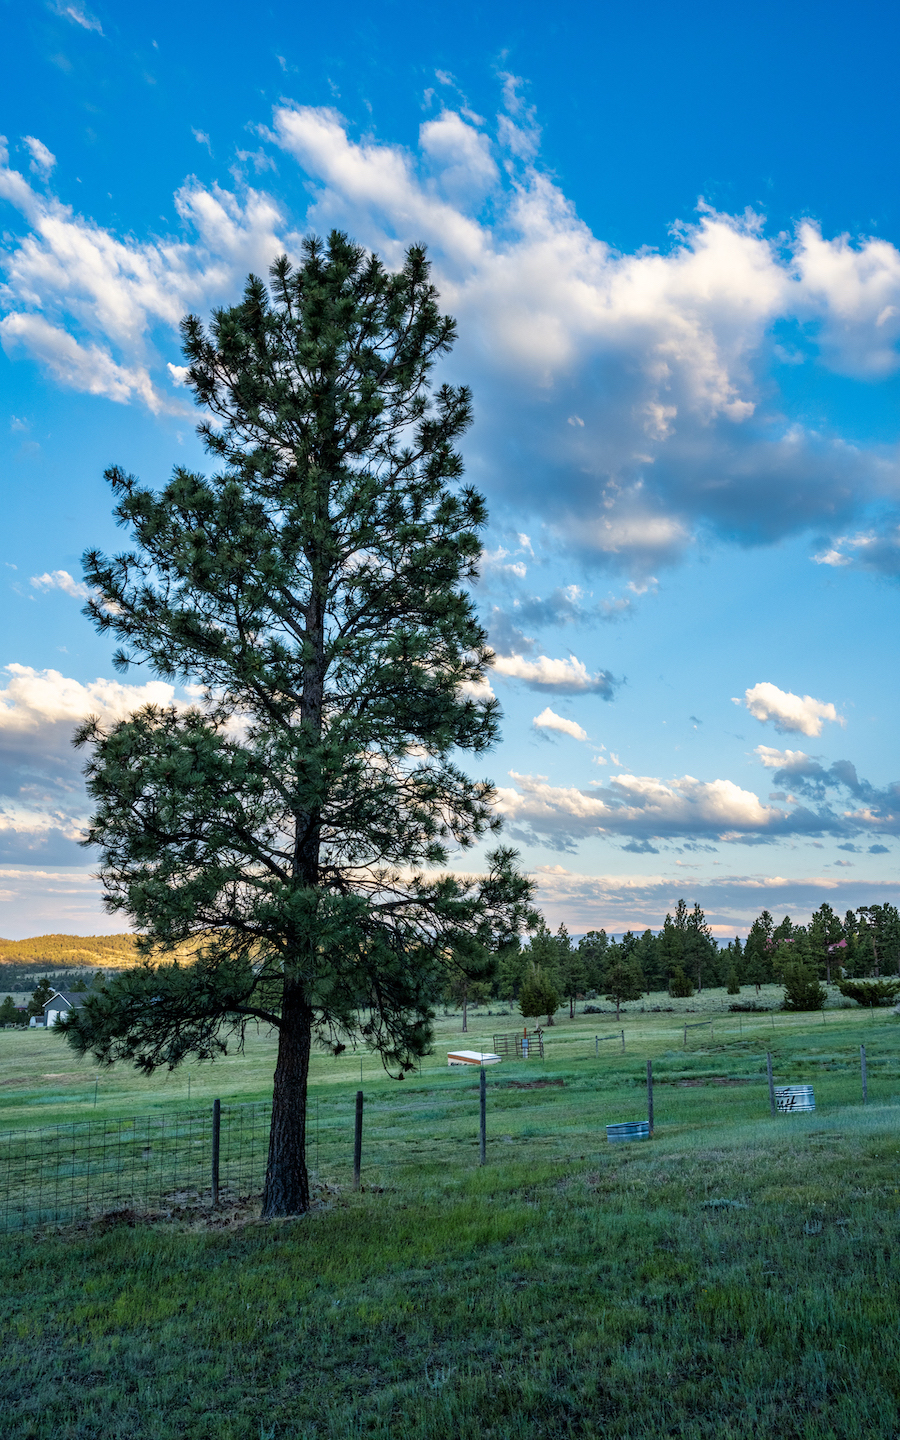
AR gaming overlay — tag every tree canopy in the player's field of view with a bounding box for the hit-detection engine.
[63,233,535,1216]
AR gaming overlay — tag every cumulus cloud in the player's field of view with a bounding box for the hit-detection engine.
[737,682,843,737]
[491,653,617,695]
[532,707,588,741]
[496,769,786,846]
[755,744,813,771]
[30,569,93,600]
[268,101,900,571]
[752,743,900,832]
[496,752,900,848]
[0,136,289,409]
[3,92,900,573]
[0,665,179,865]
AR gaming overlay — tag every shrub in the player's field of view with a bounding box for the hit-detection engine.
[669,966,694,998]
[782,961,827,1011]
[726,965,740,996]
[837,977,900,1007]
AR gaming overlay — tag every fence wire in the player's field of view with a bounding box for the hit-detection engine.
[0,1101,272,1232]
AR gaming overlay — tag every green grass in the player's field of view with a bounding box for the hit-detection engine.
[2,993,899,1437]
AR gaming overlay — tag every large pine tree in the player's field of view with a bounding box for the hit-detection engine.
[63,234,534,1216]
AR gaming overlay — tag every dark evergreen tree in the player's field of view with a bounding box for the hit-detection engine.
[781,956,827,1011]
[61,235,535,1217]
[809,902,844,982]
[857,905,900,977]
[603,958,643,1020]
[27,977,53,1019]
[658,913,684,988]
[744,910,775,991]
[555,924,585,1018]
[519,964,560,1025]
[577,930,610,992]
[0,996,19,1027]
[683,902,716,992]
[633,928,661,989]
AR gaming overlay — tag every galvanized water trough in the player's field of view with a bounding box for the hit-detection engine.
[606,1120,651,1143]
[774,1084,815,1113]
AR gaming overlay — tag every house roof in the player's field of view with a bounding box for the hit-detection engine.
[42,991,88,1012]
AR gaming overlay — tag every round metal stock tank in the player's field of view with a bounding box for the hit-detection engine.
[606,1121,650,1143]
[774,1084,815,1114]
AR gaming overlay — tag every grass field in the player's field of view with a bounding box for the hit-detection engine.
[2,991,899,1437]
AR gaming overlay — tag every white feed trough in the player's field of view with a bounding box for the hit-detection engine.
[447,1050,502,1067]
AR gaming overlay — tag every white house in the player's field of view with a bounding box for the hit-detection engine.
[37,991,88,1028]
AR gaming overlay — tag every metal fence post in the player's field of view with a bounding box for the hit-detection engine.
[479,1067,487,1165]
[211,1098,221,1207]
[860,1044,868,1104]
[647,1058,654,1136]
[620,1029,625,1052]
[353,1090,363,1190]
[766,1053,776,1117]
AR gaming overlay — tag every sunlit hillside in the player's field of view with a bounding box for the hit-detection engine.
[0,934,139,970]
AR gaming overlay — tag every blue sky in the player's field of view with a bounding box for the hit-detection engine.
[2,0,900,938]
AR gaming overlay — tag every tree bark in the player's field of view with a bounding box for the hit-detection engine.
[261,985,312,1217]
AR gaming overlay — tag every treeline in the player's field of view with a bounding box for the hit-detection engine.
[449,899,900,1019]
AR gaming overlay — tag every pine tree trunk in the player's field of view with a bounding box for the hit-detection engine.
[261,986,312,1217]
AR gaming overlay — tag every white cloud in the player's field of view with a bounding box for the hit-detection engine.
[532,707,588,741]
[0,313,167,410]
[30,569,92,600]
[738,682,843,737]
[497,769,781,840]
[755,745,813,771]
[50,2,103,32]
[492,652,614,694]
[3,95,900,574]
[0,664,177,735]
[22,137,55,179]
[0,136,289,410]
[0,665,182,867]
[458,676,496,702]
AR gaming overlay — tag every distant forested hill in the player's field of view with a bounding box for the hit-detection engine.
[0,933,138,972]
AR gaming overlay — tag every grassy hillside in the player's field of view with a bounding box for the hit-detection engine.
[1,997,898,1438]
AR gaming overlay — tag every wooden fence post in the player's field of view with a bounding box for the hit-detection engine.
[860,1044,868,1104]
[479,1068,487,1165]
[647,1059,654,1136]
[211,1098,221,1207]
[620,1029,625,1052]
[766,1053,776,1117]
[353,1090,363,1190]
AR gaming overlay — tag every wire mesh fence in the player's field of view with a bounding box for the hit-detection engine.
[1,1029,891,1233]
[0,1101,273,1232]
